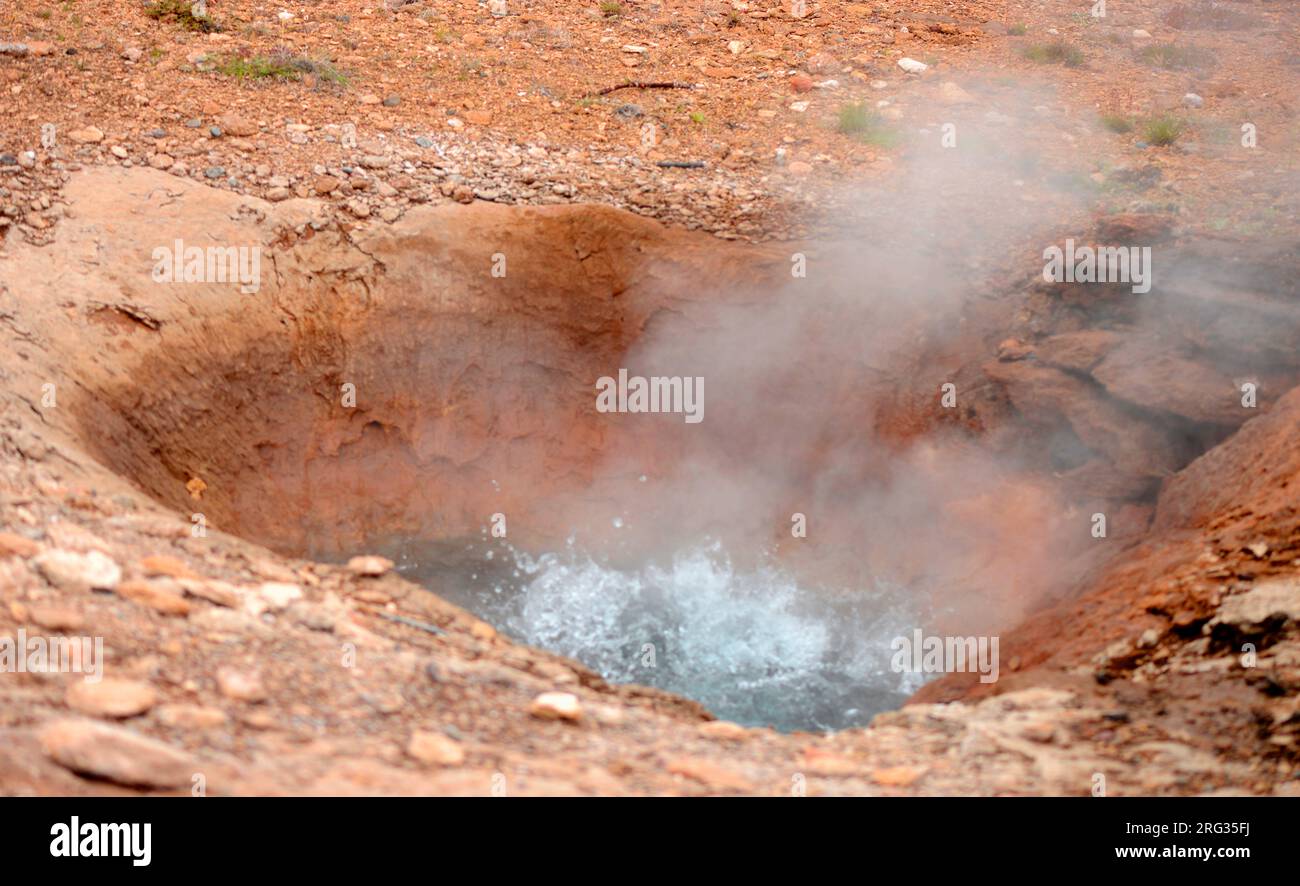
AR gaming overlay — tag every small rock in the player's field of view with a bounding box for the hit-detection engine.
[1132,29,1152,39]
[27,605,86,631]
[155,704,227,730]
[40,718,198,788]
[805,52,839,75]
[0,531,40,558]
[666,757,754,791]
[872,765,926,786]
[346,199,371,218]
[266,186,291,202]
[789,74,814,93]
[217,113,258,137]
[178,577,242,608]
[204,166,225,179]
[347,555,393,577]
[529,691,582,722]
[700,720,748,739]
[382,95,401,107]
[67,126,105,144]
[138,554,198,580]
[34,549,121,593]
[1217,578,1300,629]
[258,581,302,611]
[216,667,267,702]
[464,110,493,126]
[897,58,928,74]
[939,81,975,104]
[116,579,192,616]
[66,679,157,719]
[1183,93,1204,109]
[122,47,144,63]
[313,174,341,194]
[407,730,465,766]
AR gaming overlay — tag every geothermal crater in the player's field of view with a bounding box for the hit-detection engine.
[9,168,1299,740]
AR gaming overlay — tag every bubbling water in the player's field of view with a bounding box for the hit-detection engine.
[399,537,929,732]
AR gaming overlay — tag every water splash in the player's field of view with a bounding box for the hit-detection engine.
[400,538,928,732]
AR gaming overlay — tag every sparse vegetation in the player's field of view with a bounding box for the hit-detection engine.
[689,111,705,125]
[1008,23,1027,36]
[1142,114,1186,146]
[1138,42,1215,70]
[145,0,221,33]
[600,1,623,17]
[216,52,348,87]
[1022,40,1084,67]
[835,102,900,148]
[1100,113,1134,134]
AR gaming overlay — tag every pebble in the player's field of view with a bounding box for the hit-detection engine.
[216,667,268,702]
[407,730,466,766]
[66,679,157,719]
[110,146,129,159]
[347,555,393,577]
[204,166,225,179]
[67,126,104,144]
[529,691,582,722]
[0,531,40,557]
[116,578,192,616]
[897,58,928,74]
[155,704,228,730]
[1183,93,1204,109]
[217,113,258,137]
[27,604,86,631]
[33,549,121,593]
[40,718,198,788]
[258,581,302,610]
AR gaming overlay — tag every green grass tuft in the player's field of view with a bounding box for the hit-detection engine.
[145,0,221,33]
[835,103,900,148]
[1022,40,1084,67]
[1142,114,1185,146]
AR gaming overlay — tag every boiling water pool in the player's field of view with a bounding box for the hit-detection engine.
[398,537,928,732]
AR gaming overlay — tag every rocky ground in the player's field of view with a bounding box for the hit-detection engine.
[0,1,1298,796]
